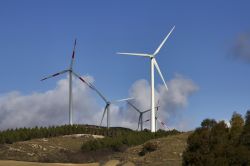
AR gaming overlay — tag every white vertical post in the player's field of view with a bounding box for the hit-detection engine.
[151,58,156,132]
[69,71,73,125]
[107,105,110,129]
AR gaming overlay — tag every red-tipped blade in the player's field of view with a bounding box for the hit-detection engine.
[157,118,169,130]
[72,39,77,59]
[78,76,85,83]
[52,73,60,77]
[40,70,68,81]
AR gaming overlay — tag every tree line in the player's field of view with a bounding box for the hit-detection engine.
[183,110,250,165]
[0,124,132,144]
[81,129,180,152]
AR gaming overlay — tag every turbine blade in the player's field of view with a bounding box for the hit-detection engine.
[157,118,169,130]
[72,71,92,87]
[153,59,168,91]
[127,101,141,113]
[142,108,152,113]
[117,52,152,58]
[142,106,159,113]
[153,26,175,56]
[41,70,68,81]
[111,97,134,103]
[70,39,77,69]
[100,105,108,126]
[72,71,109,103]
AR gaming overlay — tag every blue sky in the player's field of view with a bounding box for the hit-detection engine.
[0,1,250,130]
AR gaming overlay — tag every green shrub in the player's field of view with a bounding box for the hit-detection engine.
[139,142,158,156]
[81,139,102,152]
[183,111,250,166]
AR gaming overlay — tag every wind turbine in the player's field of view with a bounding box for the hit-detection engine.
[127,101,159,131]
[144,117,170,130]
[41,39,77,125]
[99,97,133,129]
[71,72,133,129]
[117,26,175,132]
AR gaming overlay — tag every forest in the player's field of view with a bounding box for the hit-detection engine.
[183,110,250,165]
[0,124,132,144]
[0,123,179,154]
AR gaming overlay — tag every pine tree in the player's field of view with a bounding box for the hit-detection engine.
[241,110,250,148]
[229,112,244,144]
[201,118,217,129]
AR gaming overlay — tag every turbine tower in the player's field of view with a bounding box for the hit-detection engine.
[72,72,133,129]
[118,26,175,132]
[41,39,77,125]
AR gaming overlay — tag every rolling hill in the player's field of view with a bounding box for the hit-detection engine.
[0,131,190,166]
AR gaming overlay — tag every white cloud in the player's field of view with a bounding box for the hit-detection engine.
[232,32,250,63]
[124,74,199,131]
[0,74,198,131]
[0,75,99,130]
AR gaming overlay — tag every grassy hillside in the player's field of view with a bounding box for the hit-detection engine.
[0,134,97,163]
[112,132,190,166]
[0,132,190,166]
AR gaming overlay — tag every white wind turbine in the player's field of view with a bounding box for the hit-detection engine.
[41,39,77,125]
[72,72,133,129]
[127,101,159,131]
[118,26,175,132]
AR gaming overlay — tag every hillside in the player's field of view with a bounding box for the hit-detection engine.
[0,132,190,166]
[112,132,190,166]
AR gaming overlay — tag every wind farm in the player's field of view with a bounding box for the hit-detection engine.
[41,27,173,130]
[0,28,177,165]
[1,1,250,166]
[41,32,170,130]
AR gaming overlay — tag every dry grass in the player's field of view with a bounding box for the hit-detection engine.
[113,132,191,166]
[0,134,97,162]
[0,132,191,166]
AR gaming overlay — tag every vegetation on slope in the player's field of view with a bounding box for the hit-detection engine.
[81,129,180,152]
[0,124,181,164]
[183,110,250,165]
[0,132,189,165]
[112,132,190,166]
[0,124,131,144]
